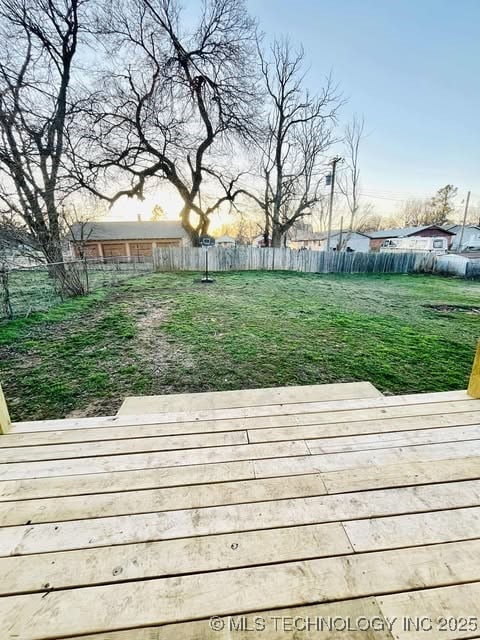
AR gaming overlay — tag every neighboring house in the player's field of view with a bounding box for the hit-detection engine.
[445,225,480,252]
[215,234,236,247]
[0,229,43,266]
[368,225,455,252]
[69,220,190,260]
[290,229,370,252]
[252,234,270,247]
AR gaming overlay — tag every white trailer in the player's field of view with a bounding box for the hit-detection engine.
[380,236,448,255]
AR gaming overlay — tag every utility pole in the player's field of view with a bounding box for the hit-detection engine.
[326,156,342,252]
[458,190,471,252]
[337,215,344,251]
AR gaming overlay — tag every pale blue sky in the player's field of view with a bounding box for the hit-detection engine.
[248,0,480,216]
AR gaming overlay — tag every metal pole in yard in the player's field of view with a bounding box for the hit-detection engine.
[326,156,342,254]
[457,190,471,252]
[338,215,344,251]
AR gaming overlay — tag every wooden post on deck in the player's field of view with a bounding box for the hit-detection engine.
[467,339,480,399]
[0,383,11,434]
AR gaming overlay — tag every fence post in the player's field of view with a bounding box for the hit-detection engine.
[0,383,11,434]
[467,340,480,399]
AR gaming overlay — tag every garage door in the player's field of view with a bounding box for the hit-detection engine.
[101,243,125,258]
[129,242,153,257]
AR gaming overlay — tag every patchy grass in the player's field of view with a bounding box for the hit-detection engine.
[2,263,151,319]
[1,270,479,421]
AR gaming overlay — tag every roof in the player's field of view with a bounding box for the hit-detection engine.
[293,230,370,242]
[215,235,236,243]
[69,221,188,242]
[445,224,480,232]
[368,225,455,239]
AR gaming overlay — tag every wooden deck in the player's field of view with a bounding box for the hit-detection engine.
[1,383,480,639]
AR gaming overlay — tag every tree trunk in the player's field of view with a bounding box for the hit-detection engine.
[40,232,85,297]
[271,227,283,248]
[180,204,204,247]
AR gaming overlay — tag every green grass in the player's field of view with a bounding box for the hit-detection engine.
[1,270,479,421]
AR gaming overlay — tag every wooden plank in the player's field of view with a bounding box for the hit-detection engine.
[343,506,480,552]
[0,459,257,503]
[118,381,383,415]
[0,440,309,481]
[0,460,256,502]
[0,540,479,638]
[0,522,352,595]
[0,384,11,435]
[7,453,477,505]
[1,480,479,556]
[249,410,480,445]
[9,391,474,434]
[0,430,248,464]
[0,474,327,526]
[67,598,394,639]
[5,401,480,448]
[468,339,480,398]
[23,414,477,469]
[304,424,480,455]
[378,583,480,640]
[323,457,480,494]
[255,440,480,478]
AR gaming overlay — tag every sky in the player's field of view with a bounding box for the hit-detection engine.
[110,0,480,226]
[247,0,480,218]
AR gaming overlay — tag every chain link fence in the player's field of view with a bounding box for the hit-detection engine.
[0,257,153,321]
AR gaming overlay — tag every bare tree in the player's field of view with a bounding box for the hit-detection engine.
[78,0,260,246]
[400,198,428,227]
[216,210,263,245]
[354,204,383,233]
[245,39,339,247]
[397,185,458,227]
[0,0,86,293]
[338,116,364,249]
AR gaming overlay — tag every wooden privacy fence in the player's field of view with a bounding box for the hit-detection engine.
[153,246,438,275]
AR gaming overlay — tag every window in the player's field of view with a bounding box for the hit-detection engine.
[433,239,444,248]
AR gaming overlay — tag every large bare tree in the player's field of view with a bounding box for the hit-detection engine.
[78,0,259,245]
[0,0,86,292]
[338,115,364,248]
[246,39,339,247]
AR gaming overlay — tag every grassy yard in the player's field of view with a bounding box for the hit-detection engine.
[1,270,479,421]
[2,263,151,319]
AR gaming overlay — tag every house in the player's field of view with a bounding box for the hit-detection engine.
[445,225,480,252]
[252,234,269,247]
[215,234,236,247]
[0,228,43,266]
[368,225,455,252]
[69,220,190,260]
[290,229,370,252]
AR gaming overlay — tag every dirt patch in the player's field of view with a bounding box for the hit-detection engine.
[134,302,194,381]
[66,397,122,419]
[424,304,480,314]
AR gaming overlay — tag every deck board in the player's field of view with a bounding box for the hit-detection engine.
[0,473,328,525]
[67,598,395,639]
[1,480,479,557]
[0,384,479,638]
[9,390,473,433]
[1,541,479,638]
[117,381,383,414]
